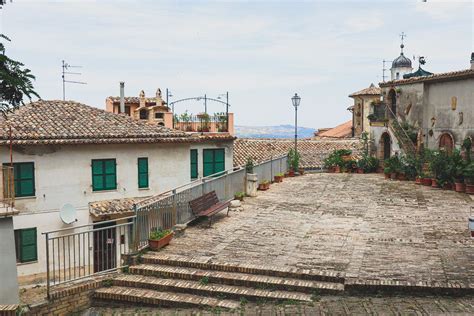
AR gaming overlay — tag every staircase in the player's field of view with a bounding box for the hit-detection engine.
[386,107,417,156]
[94,253,345,310]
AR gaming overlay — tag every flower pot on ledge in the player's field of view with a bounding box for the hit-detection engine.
[148,232,173,251]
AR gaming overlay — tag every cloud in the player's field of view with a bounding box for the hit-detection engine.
[413,0,472,21]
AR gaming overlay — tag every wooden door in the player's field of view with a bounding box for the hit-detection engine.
[439,133,454,154]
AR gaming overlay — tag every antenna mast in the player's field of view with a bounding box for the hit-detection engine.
[61,60,87,101]
[382,59,392,82]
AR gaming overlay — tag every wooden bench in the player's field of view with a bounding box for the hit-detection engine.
[189,191,232,226]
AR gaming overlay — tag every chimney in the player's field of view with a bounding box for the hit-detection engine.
[139,90,146,108]
[471,52,474,70]
[119,82,125,114]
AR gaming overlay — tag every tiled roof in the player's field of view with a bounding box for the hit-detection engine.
[316,120,352,138]
[107,96,158,105]
[234,138,362,169]
[89,197,145,217]
[0,100,234,145]
[349,83,381,97]
[380,69,474,87]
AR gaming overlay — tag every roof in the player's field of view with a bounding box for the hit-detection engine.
[380,69,474,87]
[349,83,381,97]
[316,120,353,138]
[392,52,412,69]
[0,100,234,145]
[89,197,144,217]
[233,138,361,170]
[403,66,434,79]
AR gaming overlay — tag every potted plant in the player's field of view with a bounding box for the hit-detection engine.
[356,158,366,174]
[383,166,391,179]
[258,180,270,191]
[234,191,245,201]
[197,113,211,132]
[148,228,173,251]
[274,173,284,183]
[385,155,401,180]
[453,149,466,193]
[287,148,300,176]
[464,162,474,195]
[245,157,254,174]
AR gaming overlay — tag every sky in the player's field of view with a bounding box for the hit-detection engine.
[0,0,472,129]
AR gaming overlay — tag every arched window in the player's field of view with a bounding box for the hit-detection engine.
[139,109,148,120]
[439,133,454,154]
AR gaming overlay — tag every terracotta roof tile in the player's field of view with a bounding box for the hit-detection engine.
[234,138,361,169]
[0,100,234,145]
[349,83,381,97]
[380,69,474,87]
[89,197,144,217]
[316,120,353,138]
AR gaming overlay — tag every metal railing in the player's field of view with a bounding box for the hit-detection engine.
[43,155,288,297]
[386,104,417,154]
[173,114,228,133]
[43,216,135,298]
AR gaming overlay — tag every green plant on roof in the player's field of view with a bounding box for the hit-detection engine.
[149,228,171,240]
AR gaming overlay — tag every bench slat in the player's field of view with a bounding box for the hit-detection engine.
[189,191,231,225]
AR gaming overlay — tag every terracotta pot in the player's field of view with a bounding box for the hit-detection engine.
[442,182,453,190]
[390,172,397,180]
[288,170,295,177]
[357,168,364,174]
[454,182,466,193]
[335,166,341,173]
[415,177,422,185]
[422,178,432,186]
[384,173,390,179]
[148,233,173,251]
[298,168,305,175]
[397,173,407,181]
[258,183,270,191]
[466,184,474,195]
[274,175,283,183]
[284,172,289,178]
[431,179,440,188]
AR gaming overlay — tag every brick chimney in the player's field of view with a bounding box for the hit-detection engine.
[471,52,474,70]
[139,90,146,108]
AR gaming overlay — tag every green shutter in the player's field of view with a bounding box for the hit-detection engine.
[202,149,225,177]
[7,162,35,197]
[138,158,148,188]
[92,159,117,191]
[214,149,225,175]
[190,150,198,179]
[203,149,213,177]
[20,228,37,262]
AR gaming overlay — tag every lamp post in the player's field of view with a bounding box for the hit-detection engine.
[291,93,301,154]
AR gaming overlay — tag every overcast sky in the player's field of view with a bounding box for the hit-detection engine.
[0,0,472,128]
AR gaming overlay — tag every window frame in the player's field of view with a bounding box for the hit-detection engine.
[137,157,149,189]
[91,159,117,191]
[14,227,37,263]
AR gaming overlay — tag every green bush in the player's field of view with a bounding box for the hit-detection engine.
[323,149,352,169]
[149,228,171,240]
[464,162,474,184]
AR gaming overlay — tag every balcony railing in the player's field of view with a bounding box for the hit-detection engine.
[173,113,234,134]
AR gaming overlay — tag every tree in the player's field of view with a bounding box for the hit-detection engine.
[0,34,39,117]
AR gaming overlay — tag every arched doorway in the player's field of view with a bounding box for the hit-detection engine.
[439,133,454,154]
[388,89,396,116]
[381,132,391,160]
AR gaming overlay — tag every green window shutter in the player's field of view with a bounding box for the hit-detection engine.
[190,150,198,179]
[214,149,225,175]
[202,149,225,177]
[8,162,35,197]
[138,158,149,188]
[92,159,117,191]
[19,228,37,262]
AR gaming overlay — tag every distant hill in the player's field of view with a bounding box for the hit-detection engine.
[235,125,316,139]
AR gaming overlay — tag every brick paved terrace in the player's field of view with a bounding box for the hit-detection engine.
[164,173,474,291]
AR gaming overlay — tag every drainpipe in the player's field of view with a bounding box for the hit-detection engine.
[119,82,125,114]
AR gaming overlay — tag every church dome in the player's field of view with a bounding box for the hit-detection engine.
[392,44,412,68]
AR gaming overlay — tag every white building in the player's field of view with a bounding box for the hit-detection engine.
[0,100,234,282]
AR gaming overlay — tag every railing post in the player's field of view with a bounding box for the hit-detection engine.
[45,232,50,300]
[132,204,138,253]
[172,189,177,227]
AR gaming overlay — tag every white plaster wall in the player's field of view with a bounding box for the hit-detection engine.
[371,126,402,158]
[391,66,412,80]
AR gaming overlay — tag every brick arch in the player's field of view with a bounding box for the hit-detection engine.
[439,132,454,154]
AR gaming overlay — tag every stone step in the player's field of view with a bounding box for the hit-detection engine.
[94,286,241,310]
[113,274,313,303]
[129,264,344,294]
[140,253,345,283]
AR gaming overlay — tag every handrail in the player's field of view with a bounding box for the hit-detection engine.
[385,104,417,153]
[42,215,137,235]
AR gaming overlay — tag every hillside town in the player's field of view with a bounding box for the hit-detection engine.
[0,1,473,315]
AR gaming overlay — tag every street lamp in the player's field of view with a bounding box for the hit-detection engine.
[291,93,301,154]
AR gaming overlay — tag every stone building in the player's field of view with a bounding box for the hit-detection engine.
[373,53,474,159]
[348,83,382,137]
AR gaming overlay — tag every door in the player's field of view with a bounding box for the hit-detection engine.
[439,133,454,154]
[93,221,116,273]
[382,133,391,160]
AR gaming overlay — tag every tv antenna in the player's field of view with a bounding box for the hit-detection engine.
[382,59,392,82]
[62,60,86,101]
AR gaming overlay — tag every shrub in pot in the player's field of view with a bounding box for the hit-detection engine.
[258,180,270,191]
[464,162,474,195]
[383,167,391,179]
[148,228,173,251]
[274,173,284,183]
[234,191,245,201]
[452,149,466,192]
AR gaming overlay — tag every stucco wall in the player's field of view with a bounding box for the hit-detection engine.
[0,217,20,304]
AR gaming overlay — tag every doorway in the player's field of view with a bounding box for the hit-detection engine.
[93,221,117,273]
[381,133,391,160]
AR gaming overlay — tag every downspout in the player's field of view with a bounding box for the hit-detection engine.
[119,82,125,114]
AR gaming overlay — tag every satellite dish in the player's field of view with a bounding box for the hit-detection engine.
[60,203,77,224]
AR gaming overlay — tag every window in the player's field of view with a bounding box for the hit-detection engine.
[92,159,117,191]
[125,106,131,116]
[3,162,35,197]
[190,149,198,180]
[139,109,148,120]
[14,228,37,263]
[155,112,164,119]
[137,158,149,188]
[203,149,225,177]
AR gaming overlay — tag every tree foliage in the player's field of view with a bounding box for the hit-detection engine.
[0,34,39,117]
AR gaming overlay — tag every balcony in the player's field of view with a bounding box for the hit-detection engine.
[173,113,234,135]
